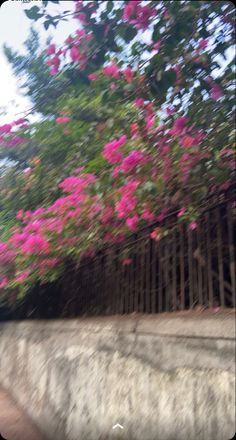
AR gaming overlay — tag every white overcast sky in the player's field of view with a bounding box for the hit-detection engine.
[0,0,77,124]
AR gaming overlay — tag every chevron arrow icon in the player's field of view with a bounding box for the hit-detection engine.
[112,423,124,430]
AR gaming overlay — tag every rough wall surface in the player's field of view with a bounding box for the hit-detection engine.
[0,313,235,440]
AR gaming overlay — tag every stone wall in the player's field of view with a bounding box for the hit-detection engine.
[0,313,235,440]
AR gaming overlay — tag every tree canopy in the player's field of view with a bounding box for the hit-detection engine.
[0,0,235,300]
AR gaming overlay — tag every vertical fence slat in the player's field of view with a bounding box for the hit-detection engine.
[151,239,157,313]
[172,229,177,311]
[187,229,194,309]
[180,224,185,310]
[227,202,236,307]
[134,234,139,312]
[145,235,151,313]
[139,236,145,313]
[164,235,170,311]
[196,224,203,305]
[206,211,213,308]
[216,207,225,307]
[158,239,163,313]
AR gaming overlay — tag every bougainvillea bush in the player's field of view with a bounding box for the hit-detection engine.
[0,0,235,298]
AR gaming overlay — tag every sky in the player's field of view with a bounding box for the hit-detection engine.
[0,0,77,124]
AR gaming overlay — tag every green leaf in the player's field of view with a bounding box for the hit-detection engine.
[107,1,114,13]
[124,26,138,43]
[24,6,43,21]
[44,20,50,31]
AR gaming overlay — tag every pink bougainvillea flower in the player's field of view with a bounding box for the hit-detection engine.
[152,41,161,51]
[121,150,145,173]
[0,124,12,134]
[123,1,139,21]
[15,271,30,283]
[56,116,71,124]
[50,67,59,76]
[70,46,80,62]
[0,277,8,289]
[21,234,50,255]
[189,221,198,231]
[146,115,155,130]
[150,230,157,239]
[126,215,139,231]
[111,166,121,178]
[110,82,118,91]
[141,209,155,222]
[102,136,126,164]
[181,136,196,148]
[211,84,222,101]
[171,117,188,135]
[103,62,120,79]
[88,73,97,81]
[16,210,24,220]
[134,97,144,108]
[123,67,134,83]
[177,208,186,218]
[46,44,56,55]
[13,118,26,126]
[198,39,208,49]
[122,258,132,266]
[173,64,181,85]
[157,209,168,222]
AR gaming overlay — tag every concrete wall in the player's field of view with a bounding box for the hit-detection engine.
[0,313,235,440]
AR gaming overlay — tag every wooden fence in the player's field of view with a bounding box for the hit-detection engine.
[13,185,235,319]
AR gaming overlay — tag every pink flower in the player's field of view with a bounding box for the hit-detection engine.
[134,98,144,108]
[177,208,186,218]
[173,64,181,85]
[102,136,126,164]
[14,118,26,126]
[70,47,80,62]
[150,230,157,239]
[0,242,8,254]
[16,210,24,220]
[0,124,12,134]
[88,73,97,81]
[103,62,120,79]
[146,115,155,130]
[15,271,30,283]
[56,116,71,124]
[121,150,145,173]
[101,206,113,224]
[157,209,168,222]
[123,1,139,21]
[153,41,161,51]
[171,117,188,135]
[198,39,208,49]
[126,215,139,231]
[21,234,50,255]
[211,84,222,101]
[110,82,118,91]
[189,221,198,231]
[50,67,59,76]
[181,136,196,148]
[130,122,139,138]
[0,277,8,289]
[122,258,132,266]
[123,67,134,83]
[46,44,56,55]
[142,209,155,222]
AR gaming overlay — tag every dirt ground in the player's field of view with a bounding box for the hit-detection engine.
[0,388,45,440]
